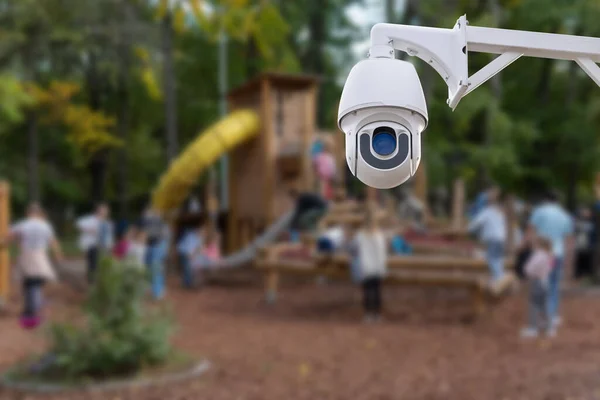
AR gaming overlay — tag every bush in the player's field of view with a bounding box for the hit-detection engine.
[44,258,174,380]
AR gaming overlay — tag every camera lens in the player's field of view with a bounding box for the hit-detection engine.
[372,127,397,156]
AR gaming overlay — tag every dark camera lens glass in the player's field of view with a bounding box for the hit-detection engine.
[372,127,396,156]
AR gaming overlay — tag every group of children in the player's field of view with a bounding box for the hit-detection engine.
[176,221,222,289]
[112,219,223,290]
[112,225,148,268]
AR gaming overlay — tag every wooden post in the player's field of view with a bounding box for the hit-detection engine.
[303,84,317,192]
[366,187,378,207]
[451,178,465,230]
[414,161,428,216]
[472,286,486,317]
[264,247,279,304]
[0,182,9,303]
[334,129,346,189]
[261,77,275,226]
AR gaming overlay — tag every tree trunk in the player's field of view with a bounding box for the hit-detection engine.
[116,45,130,217]
[162,11,178,162]
[245,39,259,81]
[26,111,39,202]
[86,51,108,203]
[385,0,395,23]
[482,0,503,186]
[305,1,327,125]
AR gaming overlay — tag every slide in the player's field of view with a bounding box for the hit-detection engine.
[211,210,295,269]
[152,109,261,212]
[152,109,296,270]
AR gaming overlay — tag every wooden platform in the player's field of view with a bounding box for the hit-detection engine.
[256,243,516,317]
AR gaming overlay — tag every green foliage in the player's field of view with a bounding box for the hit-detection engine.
[0,0,598,215]
[45,258,173,380]
[415,0,600,205]
[0,74,32,127]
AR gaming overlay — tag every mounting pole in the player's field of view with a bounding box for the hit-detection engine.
[368,15,600,110]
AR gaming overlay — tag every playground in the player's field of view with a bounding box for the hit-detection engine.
[1,278,600,400]
[0,54,596,400]
[1,0,600,399]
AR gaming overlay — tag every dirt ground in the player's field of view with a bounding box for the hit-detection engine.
[1,276,600,400]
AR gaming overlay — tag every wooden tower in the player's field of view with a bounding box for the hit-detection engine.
[227,73,318,253]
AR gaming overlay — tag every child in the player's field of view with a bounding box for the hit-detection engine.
[521,236,555,338]
[193,224,221,282]
[344,224,361,284]
[390,227,412,255]
[316,224,345,255]
[313,138,337,200]
[1,203,63,329]
[354,211,387,323]
[177,226,203,289]
[201,225,221,263]
[126,227,147,270]
[113,226,133,260]
[468,189,507,284]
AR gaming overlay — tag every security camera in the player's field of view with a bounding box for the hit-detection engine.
[339,16,600,190]
[338,58,428,189]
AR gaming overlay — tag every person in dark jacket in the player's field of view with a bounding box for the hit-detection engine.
[288,189,328,232]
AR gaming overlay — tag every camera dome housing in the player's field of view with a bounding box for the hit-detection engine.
[338,58,428,189]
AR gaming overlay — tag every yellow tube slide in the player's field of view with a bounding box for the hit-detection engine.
[152,109,260,212]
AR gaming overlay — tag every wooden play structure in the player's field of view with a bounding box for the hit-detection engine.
[256,242,515,316]
[0,181,9,303]
[226,73,318,253]
[150,71,516,318]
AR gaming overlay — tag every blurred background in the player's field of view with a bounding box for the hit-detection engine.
[2,2,600,399]
[0,0,599,222]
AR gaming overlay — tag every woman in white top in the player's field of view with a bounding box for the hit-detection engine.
[1,203,63,329]
[353,211,388,322]
[468,190,507,284]
[76,203,113,284]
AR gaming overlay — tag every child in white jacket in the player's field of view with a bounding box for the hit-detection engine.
[521,236,555,339]
[354,212,388,323]
[126,228,147,270]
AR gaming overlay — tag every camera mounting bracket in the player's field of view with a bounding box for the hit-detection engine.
[368,15,600,110]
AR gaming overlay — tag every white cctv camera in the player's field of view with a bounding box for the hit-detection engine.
[338,58,428,189]
[339,15,600,190]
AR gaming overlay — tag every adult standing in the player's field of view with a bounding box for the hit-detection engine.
[1,203,63,328]
[468,185,500,220]
[468,189,507,285]
[76,203,113,284]
[528,190,574,328]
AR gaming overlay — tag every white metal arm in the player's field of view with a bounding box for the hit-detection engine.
[369,15,600,109]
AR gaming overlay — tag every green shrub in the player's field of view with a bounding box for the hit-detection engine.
[44,257,174,380]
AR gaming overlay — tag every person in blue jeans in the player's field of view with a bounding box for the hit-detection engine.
[177,227,202,289]
[142,208,169,299]
[528,190,574,329]
[468,189,507,285]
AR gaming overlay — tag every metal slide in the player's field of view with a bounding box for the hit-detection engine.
[211,210,294,269]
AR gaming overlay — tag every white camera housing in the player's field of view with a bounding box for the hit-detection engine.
[338,58,428,189]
